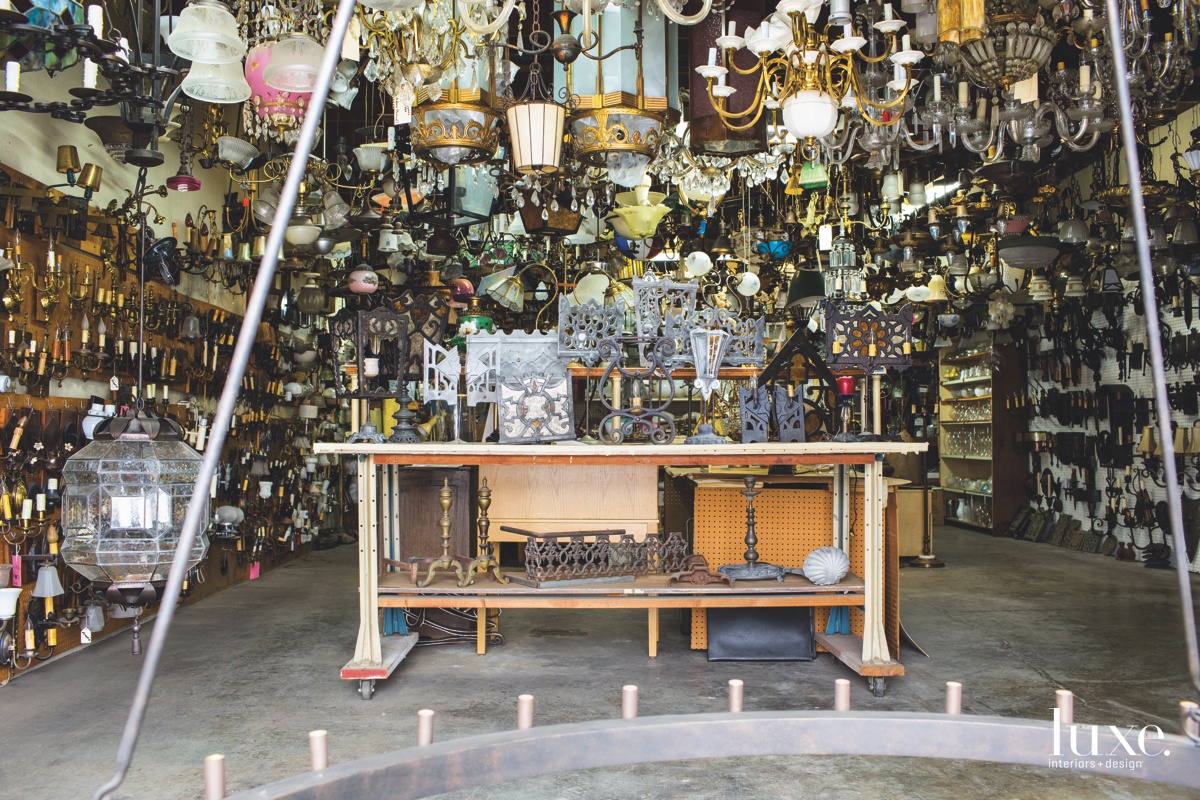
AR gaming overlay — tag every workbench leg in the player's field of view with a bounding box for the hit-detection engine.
[861,457,892,665]
[476,607,487,655]
[648,609,658,658]
[832,465,849,552]
[351,455,382,669]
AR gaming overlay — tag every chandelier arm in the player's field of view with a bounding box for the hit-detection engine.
[822,126,862,165]
[459,0,518,35]
[847,39,899,65]
[901,121,939,151]
[654,0,712,26]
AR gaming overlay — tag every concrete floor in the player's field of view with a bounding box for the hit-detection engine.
[3,527,1200,800]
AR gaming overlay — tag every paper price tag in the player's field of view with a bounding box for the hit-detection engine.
[818,224,834,252]
[393,81,415,126]
[81,628,93,644]
[109,375,120,391]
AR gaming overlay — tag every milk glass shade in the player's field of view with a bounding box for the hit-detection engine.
[61,419,209,601]
[781,90,838,140]
[167,0,246,64]
[0,587,22,619]
[506,101,565,175]
[262,34,324,92]
[182,59,252,103]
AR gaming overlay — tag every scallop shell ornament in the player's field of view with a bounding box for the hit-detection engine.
[803,546,850,586]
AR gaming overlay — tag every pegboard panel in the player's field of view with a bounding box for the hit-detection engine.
[690,484,869,649]
[1017,299,1200,573]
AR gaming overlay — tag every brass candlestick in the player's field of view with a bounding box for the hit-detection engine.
[463,478,508,585]
[413,478,468,588]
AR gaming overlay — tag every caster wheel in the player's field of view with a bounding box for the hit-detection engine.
[868,677,886,697]
[360,680,375,700]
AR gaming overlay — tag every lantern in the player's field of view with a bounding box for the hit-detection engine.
[60,411,209,608]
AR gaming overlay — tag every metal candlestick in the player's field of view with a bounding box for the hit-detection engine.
[412,479,469,587]
[463,478,508,584]
[388,384,420,443]
[718,477,785,583]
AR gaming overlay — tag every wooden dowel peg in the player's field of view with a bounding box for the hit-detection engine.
[728,679,744,713]
[945,682,962,715]
[308,730,328,771]
[1056,689,1074,725]
[622,685,638,720]
[204,754,225,800]
[834,679,851,711]
[417,709,435,746]
[517,694,534,730]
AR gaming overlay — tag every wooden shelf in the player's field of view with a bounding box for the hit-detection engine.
[941,395,992,403]
[568,366,762,380]
[941,350,991,363]
[943,487,992,498]
[939,420,991,426]
[941,454,991,461]
[942,375,992,386]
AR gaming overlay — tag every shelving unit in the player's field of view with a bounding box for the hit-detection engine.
[936,335,1024,534]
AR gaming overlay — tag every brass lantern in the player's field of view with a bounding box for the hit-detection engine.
[411,84,501,167]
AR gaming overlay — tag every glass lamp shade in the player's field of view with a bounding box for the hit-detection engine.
[284,217,321,245]
[925,273,949,301]
[262,34,324,92]
[690,328,732,402]
[246,44,312,126]
[607,205,671,240]
[506,101,565,175]
[167,0,246,64]
[0,587,21,620]
[568,108,662,186]
[31,564,64,597]
[295,277,327,315]
[216,135,260,169]
[781,90,838,140]
[998,235,1061,270]
[353,143,390,173]
[182,59,252,104]
[1057,216,1089,245]
[60,417,209,602]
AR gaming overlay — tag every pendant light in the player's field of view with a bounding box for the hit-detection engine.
[166,0,246,64]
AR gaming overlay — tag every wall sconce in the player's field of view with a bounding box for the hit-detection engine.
[30,564,64,649]
[0,585,21,679]
[48,147,102,199]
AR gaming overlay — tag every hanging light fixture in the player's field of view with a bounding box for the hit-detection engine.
[61,410,209,609]
[412,79,501,167]
[505,82,566,175]
[166,0,247,64]
[262,33,325,92]
[181,60,252,104]
[955,0,1058,92]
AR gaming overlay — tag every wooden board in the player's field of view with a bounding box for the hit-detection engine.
[480,464,658,542]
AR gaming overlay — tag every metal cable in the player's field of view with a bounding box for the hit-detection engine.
[91,0,361,796]
[1104,0,1200,697]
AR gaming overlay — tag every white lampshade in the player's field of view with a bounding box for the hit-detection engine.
[781,90,838,140]
[262,34,324,92]
[506,101,565,175]
[998,235,1061,270]
[925,273,948,301]
[31,564,65,598]
[353,143,390,173]
[182,60,252,103]
[167,0,245,64]
[0,587,20,620]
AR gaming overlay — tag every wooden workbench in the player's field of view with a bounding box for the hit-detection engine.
[314,441,926,697]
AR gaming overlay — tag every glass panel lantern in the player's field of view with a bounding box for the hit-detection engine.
[60,413,208,606]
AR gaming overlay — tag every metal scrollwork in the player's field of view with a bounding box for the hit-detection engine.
[557,297,625,367]
[596,336,677,445]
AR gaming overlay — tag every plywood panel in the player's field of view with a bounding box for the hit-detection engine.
[479,465,659,538]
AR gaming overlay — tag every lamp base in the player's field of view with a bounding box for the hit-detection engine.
[348,423,386,443]
[908,554,945,568]
[718,561,786,583]
[685,423,727,445]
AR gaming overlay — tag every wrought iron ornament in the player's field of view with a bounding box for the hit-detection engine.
[718,477,785,583]
[503,527,690,587]
[557,296,625,366]
[596,336,677,445]
[825,302,914,373]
